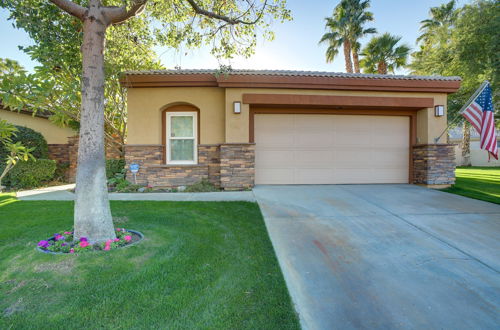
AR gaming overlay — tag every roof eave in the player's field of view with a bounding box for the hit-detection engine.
[119,73,461,93]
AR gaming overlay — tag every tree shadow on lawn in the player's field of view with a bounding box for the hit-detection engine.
[0,200,299,329]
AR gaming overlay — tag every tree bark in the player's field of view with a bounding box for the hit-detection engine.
[343,40,353,73]
[461,120,471,166]
[352,49,360,73]
[73,0,116,243]
[377,61,387,74]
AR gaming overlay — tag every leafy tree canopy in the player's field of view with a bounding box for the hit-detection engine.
[360,33,410,74]
[411,0,499,121]
[0,0,291,148]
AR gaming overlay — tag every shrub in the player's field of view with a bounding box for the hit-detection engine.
[0,125,48,161]
[184,179,219,192]
[5,159,56,189]
[54,161,70,182]
[106,159,125,179]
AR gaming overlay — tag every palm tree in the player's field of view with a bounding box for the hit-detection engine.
[319,16,352,72]
[319,0,375,73]
[360,33,410,74]
[417,0,457,44]
[344,0,376,73]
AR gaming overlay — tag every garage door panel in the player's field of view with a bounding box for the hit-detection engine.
[372,135,408,147]
[334,148,372,166]
[254,114,409,185]
[256,150,294,167]
[256,132,294,146]
[334,132,372,146]
[296,132,335,147]
[295,150,335,166]
[256,168,295,184]
[295,168,335,184]
[296,115,335,130]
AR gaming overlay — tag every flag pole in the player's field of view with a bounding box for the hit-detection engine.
[433,81,490,144]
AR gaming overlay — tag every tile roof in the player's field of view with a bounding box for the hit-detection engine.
[123,69,461,81]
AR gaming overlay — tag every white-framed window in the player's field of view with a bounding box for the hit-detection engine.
[166,111,197,164]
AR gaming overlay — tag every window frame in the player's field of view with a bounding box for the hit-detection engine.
[165,111,198,165]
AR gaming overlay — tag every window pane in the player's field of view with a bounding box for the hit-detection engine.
[170,139,194,161]
[171,116,193,137]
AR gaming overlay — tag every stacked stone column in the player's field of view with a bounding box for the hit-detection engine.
[413,144,456,187]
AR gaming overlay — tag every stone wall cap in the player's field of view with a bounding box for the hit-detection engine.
[221,143,256,145]
[149,164,208,168]
[413,143,457,147]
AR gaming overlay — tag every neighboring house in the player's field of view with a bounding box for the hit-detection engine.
[0,105,79,179]
[0,105,75,145]
[0,105,122,181]
[120,69,461,189]
[449,126,500,166]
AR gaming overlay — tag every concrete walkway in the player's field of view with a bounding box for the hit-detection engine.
[17,184,255,202]
[16,184,76,200]
[254,184,500,330]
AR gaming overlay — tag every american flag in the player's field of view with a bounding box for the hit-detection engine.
[461,82,498,160]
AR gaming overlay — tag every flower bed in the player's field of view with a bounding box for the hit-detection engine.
[37,228,143,254]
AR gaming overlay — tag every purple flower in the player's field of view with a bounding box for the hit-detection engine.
[38,240,50,248]
[80,237,88,242]
[61,243,67,247]
[54,235,65,241]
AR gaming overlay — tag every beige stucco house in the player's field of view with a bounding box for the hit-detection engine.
[0,106,75,145]
[449,126,500,166]
[120,70,461,190]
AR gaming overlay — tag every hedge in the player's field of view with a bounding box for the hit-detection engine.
[106,159,125,179]
[0,125,49,161]
[4,159,56,189]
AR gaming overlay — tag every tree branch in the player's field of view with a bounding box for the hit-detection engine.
[104,0,148,25]
[185,0,267,25]
[48,0,86,20]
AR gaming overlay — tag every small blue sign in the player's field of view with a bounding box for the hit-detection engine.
[129,163,140,173]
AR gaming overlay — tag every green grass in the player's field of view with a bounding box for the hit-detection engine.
[442,167,500,204]
[0,196,299,329]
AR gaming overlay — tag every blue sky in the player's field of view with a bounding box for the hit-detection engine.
[0,0,471,73]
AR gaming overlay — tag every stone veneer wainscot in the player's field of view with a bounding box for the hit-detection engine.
[124,143,254,190]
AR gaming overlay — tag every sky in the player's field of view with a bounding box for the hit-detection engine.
[0,0,472,74]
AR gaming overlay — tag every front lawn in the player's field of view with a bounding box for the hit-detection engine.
[0,195,299,329]
[442,167,500,204]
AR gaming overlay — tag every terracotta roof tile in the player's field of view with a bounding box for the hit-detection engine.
[123,69,461,81]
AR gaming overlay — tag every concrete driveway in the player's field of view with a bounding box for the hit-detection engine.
[253,185,500,330]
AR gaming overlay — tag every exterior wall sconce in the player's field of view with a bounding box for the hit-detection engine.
[434,105,445,117]
[233,101,241,114]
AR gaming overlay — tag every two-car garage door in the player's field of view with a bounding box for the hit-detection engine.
[254,114,410,184]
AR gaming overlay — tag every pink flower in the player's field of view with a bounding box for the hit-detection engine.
[54,234,65,241]
[64,231,73,235]
[113,238,120,242]
[116,228,121,231]
[104,245,110,251]
[70,248,75,254]
[79,241,89,248]
[124,235,132,242]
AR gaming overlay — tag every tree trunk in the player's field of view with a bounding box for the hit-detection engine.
[73,0,116,243]
[352,49,360,73]
[377,61,387,74]
[461,121,471,166]
[343,40,353,73]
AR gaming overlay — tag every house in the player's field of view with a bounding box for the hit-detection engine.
[0,106,78,177]
[120,69,461,190]
[449,126,500,166]
[0,105,75,146]
[0,105,123,181]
